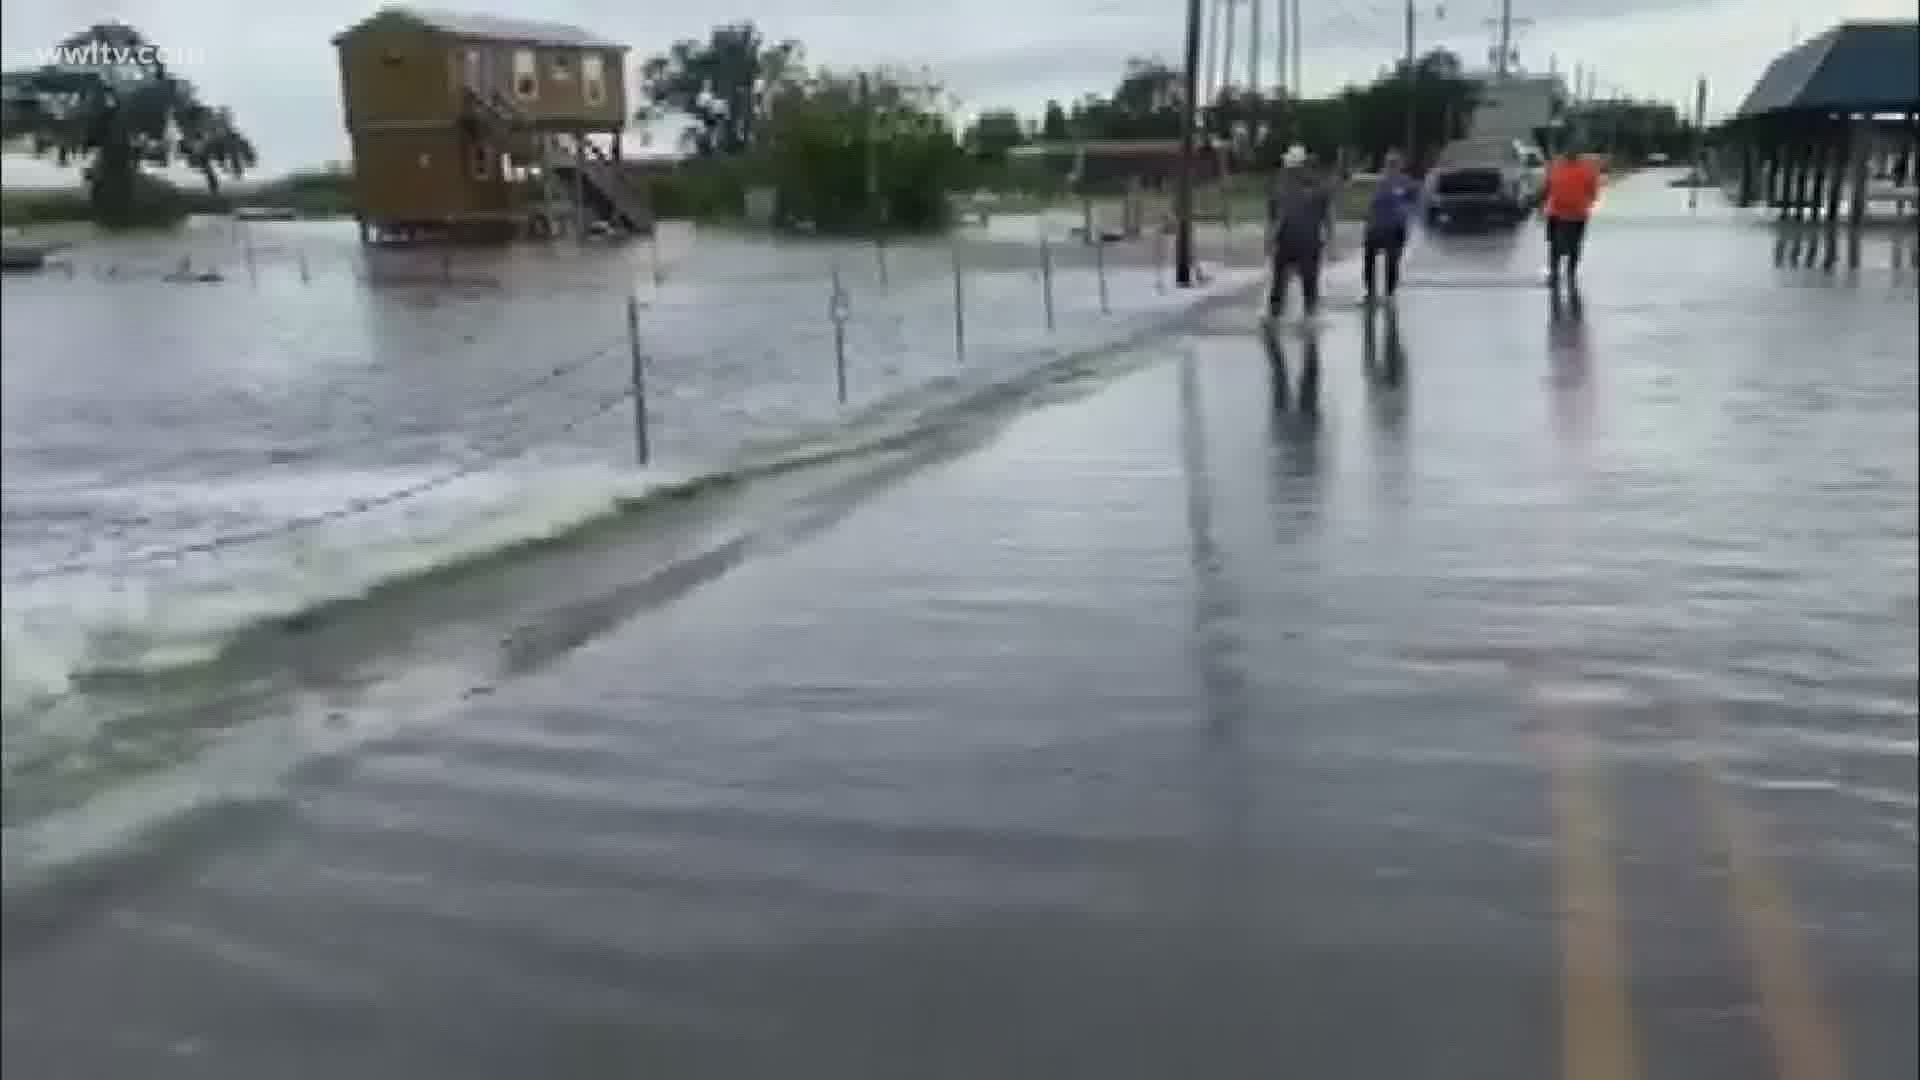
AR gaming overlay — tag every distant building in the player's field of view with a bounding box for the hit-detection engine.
[332,5,652,244]
[1466,75,1567,147]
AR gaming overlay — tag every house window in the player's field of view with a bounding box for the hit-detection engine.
[471,143,492,180]
[512,48,537,99]
[549,53,573,82]
[582,53,605,106]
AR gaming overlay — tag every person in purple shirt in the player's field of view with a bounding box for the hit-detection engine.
[1363,150,1421,302]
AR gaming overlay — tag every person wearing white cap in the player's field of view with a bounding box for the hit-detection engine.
[1265,144,1333,320]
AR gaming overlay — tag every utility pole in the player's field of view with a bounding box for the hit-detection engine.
[1248,0,1261,99]
[1176,0,1204,286]
[1222,0,1239,98]
[1274,0,1289,98]
[1203,0,1223,113]
[1484,10,1533,78]
[1246,0,1264,152]
[1690,75,1708,198]
[1496,0,1513,78]
[1290,0,1303,103]
[1403,0,1417,160]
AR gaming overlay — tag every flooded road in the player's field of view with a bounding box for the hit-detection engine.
[3,174,1916,1077]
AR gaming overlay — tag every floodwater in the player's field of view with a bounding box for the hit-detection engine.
[3,173,1916,1078]
[1,211,1257,867]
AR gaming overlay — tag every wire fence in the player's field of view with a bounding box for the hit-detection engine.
[4,208,1269,586]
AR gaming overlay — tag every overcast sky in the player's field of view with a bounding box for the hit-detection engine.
[2,0,1911,184]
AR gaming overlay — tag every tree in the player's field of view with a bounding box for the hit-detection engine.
[1,22,254,226]
[174,101,256,197]
[1249,49,1478,168]
[1070,58,1186,141]
[964,109,1024,162]
[761,67,963,233]
[638,21,802,157]
[1040,100,1069,141]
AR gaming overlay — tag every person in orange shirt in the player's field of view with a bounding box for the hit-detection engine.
[1541,146,1601,286]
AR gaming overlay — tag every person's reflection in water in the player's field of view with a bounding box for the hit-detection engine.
[1362,307,1411,501]
[1546,284,1593,454]
[1262,322,1324,480]
[1362,305,1408,391]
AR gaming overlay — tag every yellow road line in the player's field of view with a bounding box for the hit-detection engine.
[1691,706,1850,1080]
[1547,713,1641,1080]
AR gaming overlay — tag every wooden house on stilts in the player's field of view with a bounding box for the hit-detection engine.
[333,6,652,244]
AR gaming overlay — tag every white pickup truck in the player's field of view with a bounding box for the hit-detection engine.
[1423,138,1543,230]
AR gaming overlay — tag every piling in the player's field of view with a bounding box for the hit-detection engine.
[1822,130,1846,267]
[1845,118,1872,269]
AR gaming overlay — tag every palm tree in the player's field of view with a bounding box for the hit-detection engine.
[2,22,254,225]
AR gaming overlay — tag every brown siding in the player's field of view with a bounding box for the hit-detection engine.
[351,130,513,220]
[337,23,459,129]
[340,23,628,134]
[439,39,626,130]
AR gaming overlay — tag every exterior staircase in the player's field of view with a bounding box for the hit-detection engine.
[459,85,652,238]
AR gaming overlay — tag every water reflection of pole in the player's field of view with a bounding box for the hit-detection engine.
[1176,348,1243,737]
[1177,345,1255,935]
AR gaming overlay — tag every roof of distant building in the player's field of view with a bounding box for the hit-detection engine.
[332,6,625,49]
[1734,20,1918,119]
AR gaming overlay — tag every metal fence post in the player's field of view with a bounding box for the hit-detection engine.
[1039,230,1056,332]
[829,262,851,404]
[951,238,966,364]
[1094,231,1110,314]
[1154,223,1168,294]
[626,294,651,466]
